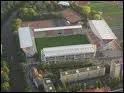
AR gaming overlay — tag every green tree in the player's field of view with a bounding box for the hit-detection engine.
[82,6,91,16]
[2,66,9,74]
[1,82,10,92]
[1,72,9,82]
[94,14,101,20]
[13,18,22,32]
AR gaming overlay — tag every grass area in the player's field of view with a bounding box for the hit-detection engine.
[90,2,123,27]
[35,35,89,54]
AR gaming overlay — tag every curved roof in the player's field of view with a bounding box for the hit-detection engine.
[42,44,96,57]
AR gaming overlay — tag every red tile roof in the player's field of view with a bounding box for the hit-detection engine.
[61,9,81,24]
[21,20,55,29]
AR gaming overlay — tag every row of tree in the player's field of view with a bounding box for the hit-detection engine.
[1,1,25,24]
[71,3,102,20]
[1,60,10,92]
[17,1,64,21]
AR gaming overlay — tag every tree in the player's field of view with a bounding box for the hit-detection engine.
[1,72,9,82]
[13,18,22,32]
[94,14,101,20]
[2,66,9,74]
[1,82,10,92]
[82,6,91,17]
[83,83,87,90]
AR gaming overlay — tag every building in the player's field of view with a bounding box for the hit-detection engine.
[43,78,56,92]
[60,65,105,84]
[34,25,84,38]
[30,67,44,88]
[41,44,96,63]
[22,20,84,38]
[58,1,70,6]
[110,60,121,78]
[88,20,117,50]
[61,9,81,24]
[18,27,37,57]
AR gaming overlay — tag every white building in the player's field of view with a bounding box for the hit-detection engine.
[88,20,117,50]
[18,27,37,57]
[58,1,70,6]
[41,44,96,63]
[110,60,121,79]
[60,65,105,84]
[43,78,56,92]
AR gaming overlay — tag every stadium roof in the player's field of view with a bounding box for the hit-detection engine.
[34,25,82,32]
[88,20,117,40]
[18,27,33,48]
[42,44,96,57]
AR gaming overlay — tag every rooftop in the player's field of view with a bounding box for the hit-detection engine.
[60,65,104,76]
[61,9,81,23]
[42,44,96,57]
[21,20,55,29]
[43,78,56,92]
[34,25,82,32]
[18,27,33,48]
[88,20,117,40]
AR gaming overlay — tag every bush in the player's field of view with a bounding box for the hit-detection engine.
[94,14,101,20]
[1,82,10,92]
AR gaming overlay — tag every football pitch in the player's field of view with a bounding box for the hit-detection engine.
[35,34,89,54]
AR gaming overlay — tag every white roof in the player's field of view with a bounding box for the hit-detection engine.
[58,1,70,6]
[46,80,51,83]
[34,25,82,32]
[42,44,96,57]
[88,20,117,39]
[18,27,33,48]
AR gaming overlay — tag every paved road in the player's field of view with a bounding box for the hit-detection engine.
[1,9,26,92]
[111,88,123,92]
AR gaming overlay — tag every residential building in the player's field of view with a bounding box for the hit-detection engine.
[110,60,121,78]
[60,65,105,84]
[88,20,117,50]
[43,78,56,92]
[30,67,44,88]
[41,44,96,63]
[18,27,37,57]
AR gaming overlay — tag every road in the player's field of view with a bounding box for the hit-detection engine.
[111,88,123,92]
[1,9,26,92]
